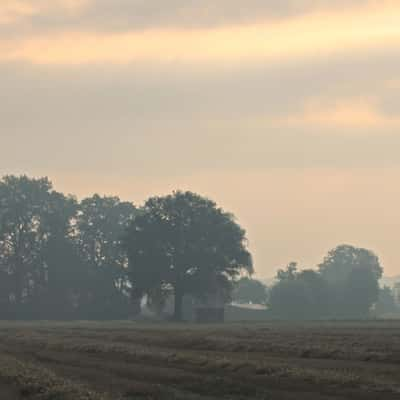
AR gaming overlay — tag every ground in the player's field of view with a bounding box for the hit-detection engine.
[0,320,400,399]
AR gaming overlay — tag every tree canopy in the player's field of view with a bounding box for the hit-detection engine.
[269,245,385,319]
[318,245,383,317]
[0,175,137,319]
[232,277,268,305]
[123,191,253,320]
[269,263,330,319]
[0,176,75,311]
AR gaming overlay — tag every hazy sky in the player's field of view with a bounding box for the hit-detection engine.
[1,0,400,277]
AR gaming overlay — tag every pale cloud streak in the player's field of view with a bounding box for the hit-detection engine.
[0,0,89,23]
[273,99,400,130]
[1,1,400,65]
[0,1,36,24]
[0,0,378,34]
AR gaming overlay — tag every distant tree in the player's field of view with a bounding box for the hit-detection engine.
[394,282,400,305]
[276,262,298,281]
[318,245,383,318]
[374,286,398,316]
[232,277,267,305]
[123,191,252,321]
[269,263,329,319]
[75,195,136,318]
[295,269,331,317]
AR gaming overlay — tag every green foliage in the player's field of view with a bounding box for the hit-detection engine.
[269,263,329,319]
[232,277,268,305]
[319,245,383,318]
[123,191,252,320]
[374,286,399,316]
[75,195,137,318]
[319,244,382,283]
[0,175,137,319]
[0,177,252,321]
[270,245,384,319]
[0,175,75,311]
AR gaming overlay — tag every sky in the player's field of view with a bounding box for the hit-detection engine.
[1,0,400,277]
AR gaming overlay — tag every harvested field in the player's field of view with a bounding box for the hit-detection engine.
[0,321,400,399]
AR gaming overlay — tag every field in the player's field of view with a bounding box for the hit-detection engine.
[0,321,400,399]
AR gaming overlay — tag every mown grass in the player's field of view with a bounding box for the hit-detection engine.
[0,320,400,399]
[0,353,113,400]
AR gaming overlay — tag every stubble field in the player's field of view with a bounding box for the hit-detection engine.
[0,320,400,399]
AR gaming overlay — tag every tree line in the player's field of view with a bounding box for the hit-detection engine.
[0,175,251,320]
[234,246,399,319]
[1,175,396,321]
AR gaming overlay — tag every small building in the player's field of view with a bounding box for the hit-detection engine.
[152,292,226,322]
[138,283,228,323]
[193,291,225,323]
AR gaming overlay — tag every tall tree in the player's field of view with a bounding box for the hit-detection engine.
[31,190,78,317]
[75,195,136,317]
[318,244,383,317]
[123,191,253,321]
[0,175,74,310]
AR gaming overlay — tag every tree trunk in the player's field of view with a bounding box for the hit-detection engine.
[130,288,143,317]
[174,286,184,321]
[131,298,141,317]
[14,266,23,307]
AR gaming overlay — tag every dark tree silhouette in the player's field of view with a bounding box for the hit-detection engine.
[123,191,253,321]
[232,277,267,305]
[41,235,85,318]
[269,263,329,319]
[0,175,74,312]
[75,195,136,318]
[318,245,383,317]
[0,176,137,319]
[374,286,398,316]
[31,190,78,318]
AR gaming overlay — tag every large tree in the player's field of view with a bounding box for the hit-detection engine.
[123,191,253,321]
[32,189,78,317]
[318,244,383,317]
[75,195,136,317]
[0,175,75,310]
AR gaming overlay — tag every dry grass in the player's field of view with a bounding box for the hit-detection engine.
[0,320,400,399]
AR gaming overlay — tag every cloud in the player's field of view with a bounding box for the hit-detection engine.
[0,1,36,24]
[66,0,376,31]
[1,41,399,146]
[274,98,400,130]
[0,0,88,23]
[0,1,378,34]
[1,1,399,65]
[2,56,400,178]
